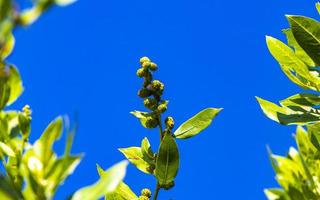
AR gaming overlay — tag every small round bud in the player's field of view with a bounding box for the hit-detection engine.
[157,103,167,113]
[149,62,158,71]
[145,117,158,128]
[141,188,152,198]
[144,98,158,110]
[151,80,164,92]
[142,61,151,69]
[138,89,151,98]
[165,117,174,129]
[140,56,151,65]
[22,105,32,120]
[136,68,146,78]
[138,196,149,200]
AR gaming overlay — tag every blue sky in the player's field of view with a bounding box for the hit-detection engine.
[9,0,320,199]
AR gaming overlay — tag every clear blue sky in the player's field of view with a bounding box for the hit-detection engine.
[9,0,319,199]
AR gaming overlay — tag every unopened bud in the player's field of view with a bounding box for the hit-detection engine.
[136,68,146,78]
[138,89,151,98]
[157,102,167,113]
[145,117,158,128]
[151,80,164,92]
[141,188,152,198]
[140,57,150,65]
[142,61,151,69]
[144,98,157,110]
[165,117,174,129]
[149,62,158,71]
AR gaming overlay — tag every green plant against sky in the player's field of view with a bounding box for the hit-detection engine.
[257,2,320,199]
[108,57,222,199]
[0,1,132,200]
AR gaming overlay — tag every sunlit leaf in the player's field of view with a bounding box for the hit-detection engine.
[71,161,128,200]
[287,15,320,66]
[174,108,222,139]
[118,147,153,174]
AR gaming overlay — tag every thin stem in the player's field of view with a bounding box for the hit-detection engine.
[153,183,160,200]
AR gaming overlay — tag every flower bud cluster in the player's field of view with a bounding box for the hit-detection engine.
[138,188,152,200]
[137,57,168,128]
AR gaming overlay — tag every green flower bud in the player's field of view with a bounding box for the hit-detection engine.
[165,116,174,129]
[138,196,149,200]
[149,62,158,71]
[151,80,164,92]
[19,105,32,138]
[142,61,151,69]
[157,102,167,113]
[138,89,151,98]
[136,68,146,78]
[145,117,158,128]
[144,98,158,110]
[141,188,152,198]
[140,56,150,65]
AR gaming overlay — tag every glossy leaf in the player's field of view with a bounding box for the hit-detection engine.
[55,0,77,6]
[0,142,15,157]
[287,15,320,66]
[118,147,152,174]
[266,36,319,91]
[317,2,320,15]
[130,111,151,128]
[71,161,128,200]
[0,33,14,60]
[174,108,222,139]
[279,93,320,107]
[256,97,320,125]
[283,29,315,66]
[155,134,179,189]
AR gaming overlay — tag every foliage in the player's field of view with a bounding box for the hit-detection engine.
[257,2,320,199]
[115,57,222,200]
[0,0,128,199]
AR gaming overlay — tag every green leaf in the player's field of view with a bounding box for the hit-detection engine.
[317,2,320,15]
[0,33,14,60]
[55,0,77,6]
[33,116,63,167]
[96,166,138,200]
[174,108,222,139]
[256,97,320,125]
[130,111,152,129]
[0,142,15,157]
[264,188,289,200]
[118,147,153,174]
[0,78,10,111]
[283,29,315,66]
[266,36,319,91]
[279,93,320,107]
[155,134,179,189]
[0,175,23,200]
[71,161,128,200]
[287,15,320,66]
[141,137,155,164]
[6,65,24,106]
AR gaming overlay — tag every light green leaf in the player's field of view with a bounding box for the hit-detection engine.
[317,2,320,14]
[0,175,23,200]
[141,137,155,164]
[266,36,319,91]
[71,161,128,200]
[256,97,320,125]
[264,188,289,200]
[96,166,138,200]
[33,116,63,167]
[174,108,222,139]
[155,134,179,189]
[130,111,152,129]
[0,142,15,157]
[55,0,77,6]
[6,65,24,106]
[118,147,153,174]
[0,78,10,111]
[287,15,320,66]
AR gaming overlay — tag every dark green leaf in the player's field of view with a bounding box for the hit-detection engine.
[155,134,179,189]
